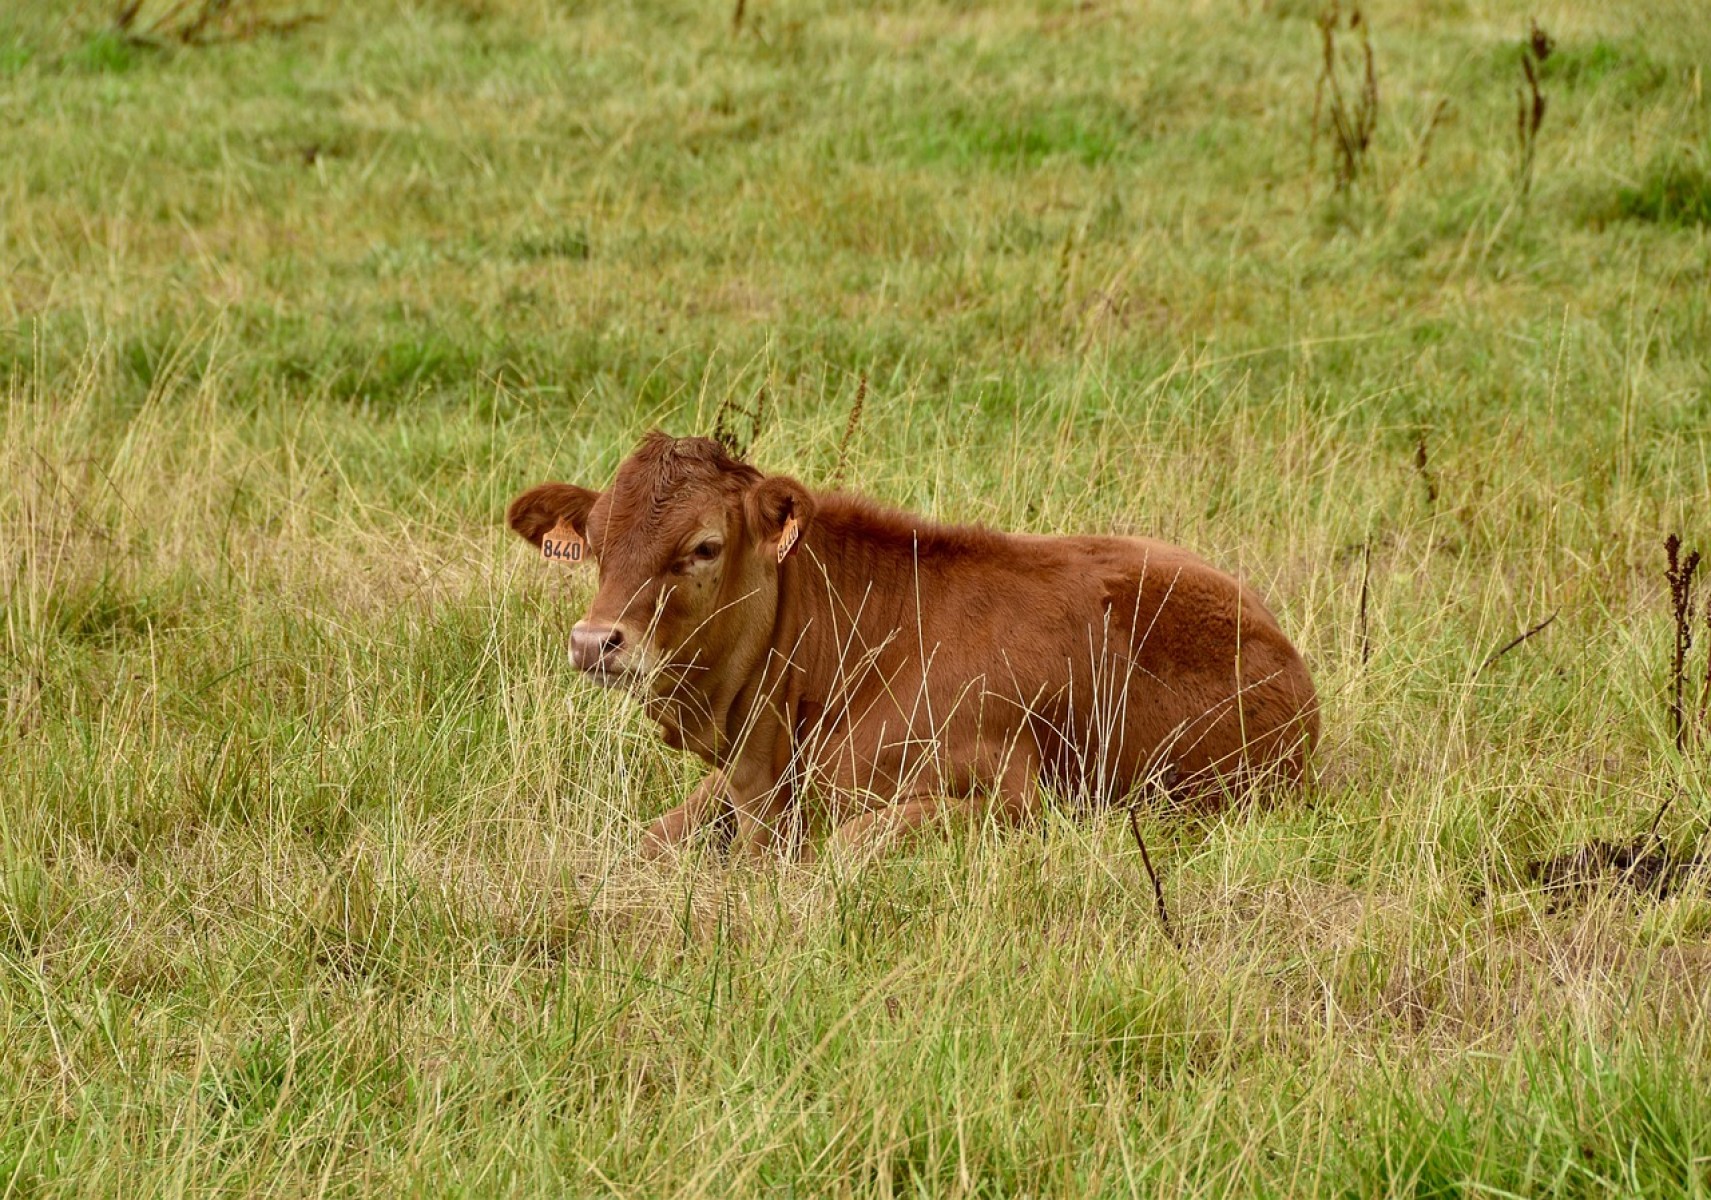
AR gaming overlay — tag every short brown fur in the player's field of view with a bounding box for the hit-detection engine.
[509,433,1319,858]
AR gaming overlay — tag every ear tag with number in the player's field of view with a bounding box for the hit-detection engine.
[776,514,800,564]
[540,520,586,566]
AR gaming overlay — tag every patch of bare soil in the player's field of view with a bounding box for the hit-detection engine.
[1528,836,1709,911]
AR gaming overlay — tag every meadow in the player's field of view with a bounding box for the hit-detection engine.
[3,0,1711,1193]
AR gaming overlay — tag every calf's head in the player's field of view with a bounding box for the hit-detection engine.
[507,433,813,688]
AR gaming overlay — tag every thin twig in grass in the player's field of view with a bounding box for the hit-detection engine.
[731,0,746,36]
[1665,534,1700,752]
[1479,611,1557,673]
[1515,21,1552,196]
[1414,96,1450,169]
[1358,539,1372,666]
[1647,785,1685,844]
[1127,805,1178,949]
[828,374,867,490]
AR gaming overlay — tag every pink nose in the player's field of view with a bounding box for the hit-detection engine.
[570,623,625,673]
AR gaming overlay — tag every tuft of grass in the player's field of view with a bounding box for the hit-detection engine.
[1620,154,1711,227]
[511,228,592,262]
[66,29,143,72]
[1540,37,1671,99]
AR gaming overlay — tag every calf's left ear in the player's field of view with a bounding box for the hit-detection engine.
[746,476,816,564]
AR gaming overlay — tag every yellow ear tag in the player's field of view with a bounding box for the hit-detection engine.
[776,514,800,564]
[540,520,586,566]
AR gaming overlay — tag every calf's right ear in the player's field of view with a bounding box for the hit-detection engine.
[506,483,598,549]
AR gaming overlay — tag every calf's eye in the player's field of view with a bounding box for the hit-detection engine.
[672,540,722,574]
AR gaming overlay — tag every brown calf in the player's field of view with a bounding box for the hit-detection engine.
[508,433,1318,858]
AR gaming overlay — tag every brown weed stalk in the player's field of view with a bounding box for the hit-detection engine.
[1516,21,1552,196]
[711,387,768,460]
[1665,534,1700,751]
[829,374,867,490]
[1413,432,1438,512]
[1701,602,1711,730]
[1311,4,1379,192]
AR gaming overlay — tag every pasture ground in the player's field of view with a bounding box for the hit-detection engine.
[4,0,1711,1193]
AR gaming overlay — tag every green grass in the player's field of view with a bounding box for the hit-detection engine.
[4,0,1711,1193]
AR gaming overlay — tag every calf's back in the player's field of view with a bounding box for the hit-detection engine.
[767,498,1317,817]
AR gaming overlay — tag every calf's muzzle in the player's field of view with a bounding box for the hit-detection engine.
[570,622,626,674]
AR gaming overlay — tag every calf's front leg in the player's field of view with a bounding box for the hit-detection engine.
[816,795,953,862]
[817,750,1042,861]
[640,771,730,857]
[814,742,1040,855]
[645,757,797,861]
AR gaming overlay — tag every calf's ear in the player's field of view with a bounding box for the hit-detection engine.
[506,483,598,551]
[746,476,816,564]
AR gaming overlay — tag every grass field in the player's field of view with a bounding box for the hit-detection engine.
[4,0,1711,1193]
